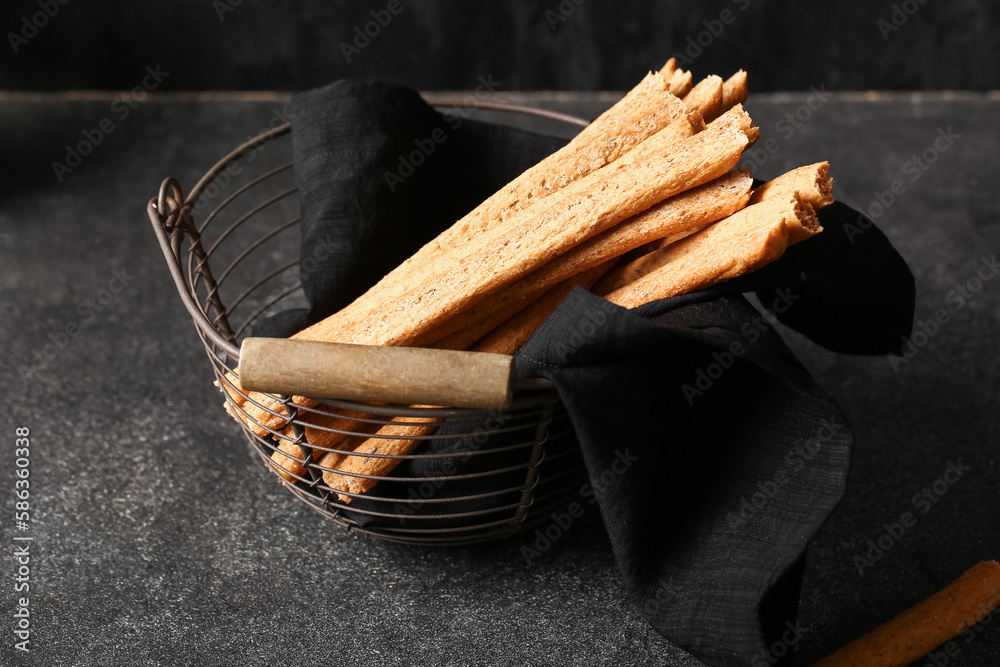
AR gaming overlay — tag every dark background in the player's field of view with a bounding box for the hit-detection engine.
[2,0,998,92]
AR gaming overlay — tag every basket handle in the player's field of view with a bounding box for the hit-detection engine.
[238,338,514,409]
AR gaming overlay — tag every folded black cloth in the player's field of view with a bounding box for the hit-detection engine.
[255,79,914,666]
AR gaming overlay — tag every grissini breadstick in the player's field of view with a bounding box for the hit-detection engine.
[658,57,677,79]
[472,264,612,355]
[749,161,834,209]
[268,406,374,482]
[600,194,816,307]
[667,68,694,97]
[329,195,810,501]
[323,415,441,500]
[592,224,712,296]
[316,109,759,499]
[345,105,758,348]
[597,162,834,293]
[303,68,689,333]
[429,168,753,351]
[812,560,1000,667]
[231,68,692,435]
[328,265,613,502]
[682,75,724,123]
[314,432,377,475]
[330,179,767,500]
[329,192,785,500]
[239,105,757,435]
[721,70,749,113]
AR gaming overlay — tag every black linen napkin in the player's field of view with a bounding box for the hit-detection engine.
[255,79,914,666]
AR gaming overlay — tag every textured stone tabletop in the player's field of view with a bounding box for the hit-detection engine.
[1,90,998,666]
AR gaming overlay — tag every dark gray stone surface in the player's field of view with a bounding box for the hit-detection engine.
[0,90,997,666]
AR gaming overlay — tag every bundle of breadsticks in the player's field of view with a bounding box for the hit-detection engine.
[218,59,835,503]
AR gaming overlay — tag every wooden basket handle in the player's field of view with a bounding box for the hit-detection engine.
[238,338,514,410]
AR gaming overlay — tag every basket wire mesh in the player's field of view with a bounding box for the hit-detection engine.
[146,101,592,545]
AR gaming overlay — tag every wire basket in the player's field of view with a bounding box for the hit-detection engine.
[146,100,592,545]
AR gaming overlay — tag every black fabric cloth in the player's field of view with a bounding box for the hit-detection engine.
[255,79,914,666]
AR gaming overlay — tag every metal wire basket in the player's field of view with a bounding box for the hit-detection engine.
[146,100,592,545]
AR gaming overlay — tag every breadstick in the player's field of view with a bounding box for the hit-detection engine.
[323,415,441,501]
[268,406,373,482]
[721,69,748,112]
[592,224,710,296]
[231,67,691,435]
[813,560,1000,667]
[429,168,753,351]
[667,68,693,97]
[328,194,811,501]
[601,194,816,307]
[315,109,759,499]
[598,162,833,293]
[658,57,677,79]
[682,75,724,123]
[472,264,612,355]
[750,161,834,209]
[328,264,613,499]
[346,105,757,348]
[314,432,374,473]
[306,67,688,333]
[215,371,247,410]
